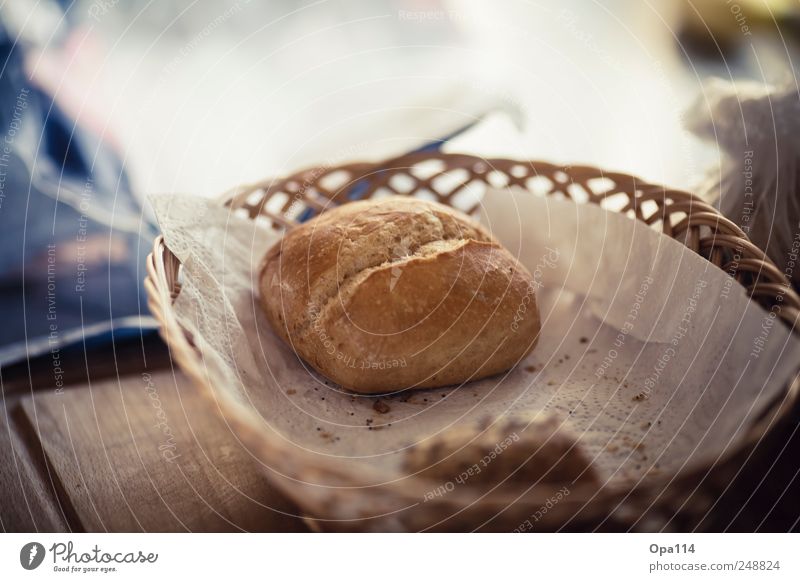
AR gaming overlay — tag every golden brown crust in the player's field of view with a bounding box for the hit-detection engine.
[259,196,540,393]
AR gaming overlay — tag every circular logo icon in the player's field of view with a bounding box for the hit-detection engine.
[20,542,45,570]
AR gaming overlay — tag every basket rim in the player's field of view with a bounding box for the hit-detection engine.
[145,153,800,527]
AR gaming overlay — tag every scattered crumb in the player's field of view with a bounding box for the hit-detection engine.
[286,388,296,395]
[372,399,390,414]
[579,337,588,343]
[365,420,384,431]
[632,392,648,401]
[525,365,538,373]
[547,380,556,386]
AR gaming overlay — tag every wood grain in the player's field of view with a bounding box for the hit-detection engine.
[0,395,71,532]
[19,369,309,532]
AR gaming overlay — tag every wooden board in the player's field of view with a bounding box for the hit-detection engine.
[0,396,70,532]
[19,369,309,532]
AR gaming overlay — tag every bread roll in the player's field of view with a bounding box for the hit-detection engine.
[259,196,540,393]
[403,414,599,488]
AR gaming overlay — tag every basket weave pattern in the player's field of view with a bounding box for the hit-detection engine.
[223,152,800,325]
[146,153,800,531]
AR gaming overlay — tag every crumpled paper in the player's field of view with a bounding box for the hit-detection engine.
[151,187,800,488]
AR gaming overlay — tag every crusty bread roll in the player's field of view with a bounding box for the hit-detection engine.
[403,414,599,488]
[259,196,540,393]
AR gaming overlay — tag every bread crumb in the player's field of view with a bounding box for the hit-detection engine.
[372,399,390,414]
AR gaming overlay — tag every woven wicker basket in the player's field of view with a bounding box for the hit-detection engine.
[145,152,800,531]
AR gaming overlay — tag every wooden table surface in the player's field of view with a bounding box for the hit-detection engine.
[0,335,309,533]
[2,334,799,533]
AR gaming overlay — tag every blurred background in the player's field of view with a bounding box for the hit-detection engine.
[3,0,800,534]
[4,0,800,364]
